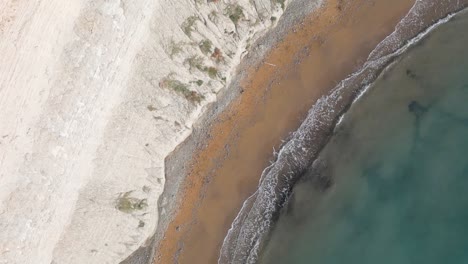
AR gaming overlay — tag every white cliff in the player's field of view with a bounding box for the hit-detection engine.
[0,0,286,263]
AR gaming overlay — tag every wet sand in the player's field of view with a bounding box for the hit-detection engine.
[154,0,416,263]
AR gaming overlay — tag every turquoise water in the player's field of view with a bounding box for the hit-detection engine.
[259,11,468,264]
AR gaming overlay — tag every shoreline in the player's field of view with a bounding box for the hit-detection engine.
[222,1,468,263]
[121,1,325,263]
[151,0,420,263]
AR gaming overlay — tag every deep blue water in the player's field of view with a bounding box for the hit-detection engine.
[259,10,468,264]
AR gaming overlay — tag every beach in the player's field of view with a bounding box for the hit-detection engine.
[154,0,419,263]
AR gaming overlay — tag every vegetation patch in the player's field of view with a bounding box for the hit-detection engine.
[184,56,218,79]
[205,67,218,79]
[199,39,213,55]
[190,79,204,86]
[168,40,184,59]
[147,105,157,111]
[208,10,218,23]
[160,75,205,104]
[159,76,188,92]
[211,47,224,63]
[116,192,148,214]
[142,185,151,193]
[182,16,199,37]
[226,4,244,25]
[185,55,205,72]
[272,0,286,9]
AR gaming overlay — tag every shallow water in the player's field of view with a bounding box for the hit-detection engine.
[259,10,468,264]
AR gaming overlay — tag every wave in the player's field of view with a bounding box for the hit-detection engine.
[218,1,468,264]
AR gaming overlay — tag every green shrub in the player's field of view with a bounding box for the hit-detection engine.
[182,16,199,37]
[199,39,213,55]
[272,0,285,9]
[204,67,218,79]
[160,75,205,104]
[116,192,148,214]
[226,4,244,25]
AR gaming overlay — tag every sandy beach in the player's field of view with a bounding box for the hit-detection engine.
[154,0,417,263]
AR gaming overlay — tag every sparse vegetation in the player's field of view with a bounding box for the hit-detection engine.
[211,47,223,63]
[182,16,199,37]
[184,56,219,79]
[142,186,151,193]
[205,66,218,79]
[186,90,205,104]
[226,4,244,25]
[272,0,286,9]
[160,76,188,92]
[189,79,204,86]
[185,55,205,72]
[160,75,205,104]
[199,39,213,55]
[270,16,277,22]
[208,10,218,23]
[147,105,157,111]
[116,192,148,214]
[168,40,184,59]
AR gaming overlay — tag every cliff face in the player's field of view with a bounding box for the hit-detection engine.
[0,0,286,263]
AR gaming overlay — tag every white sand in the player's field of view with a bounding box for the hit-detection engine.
[0,0,285,263]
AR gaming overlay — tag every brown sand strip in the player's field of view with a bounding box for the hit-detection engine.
[154,0,415,263]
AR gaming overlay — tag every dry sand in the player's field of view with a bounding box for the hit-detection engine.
[154,0,418,263]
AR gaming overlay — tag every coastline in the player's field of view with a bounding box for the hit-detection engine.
[222,1,468,263]
[121,1,325,263]
[151,0,419,263]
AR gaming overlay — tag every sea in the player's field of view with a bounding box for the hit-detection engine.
[259,8,468,264]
